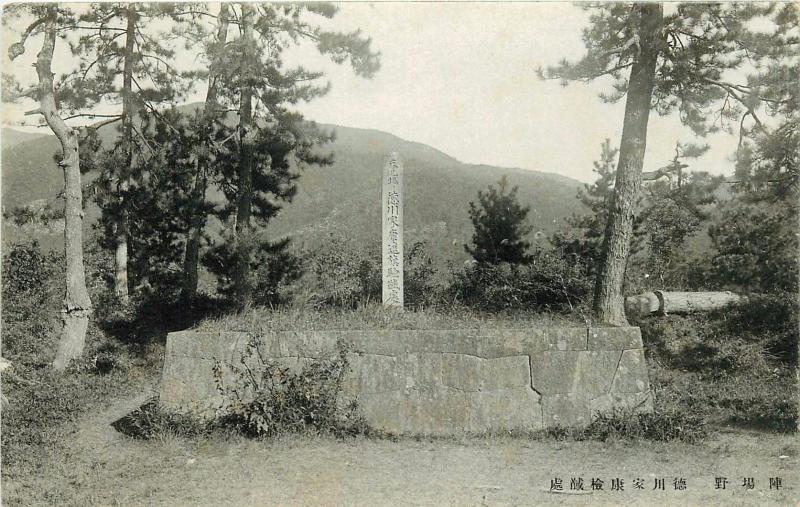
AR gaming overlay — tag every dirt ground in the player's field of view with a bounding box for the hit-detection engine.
[4,385,799,507]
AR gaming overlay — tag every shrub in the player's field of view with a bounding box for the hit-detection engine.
[300,232,381,308]
[300,232,442,309]
[211,336,370,438]
[1,241,64,364]
[706,202,798,294]
[448,249,591,313]
[464,175,532,264]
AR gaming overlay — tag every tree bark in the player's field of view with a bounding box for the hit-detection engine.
[593,3,664,325]
[28,9,93,370]
[179,4,230,304]
[114,5,137,303]
[234,3,255,308]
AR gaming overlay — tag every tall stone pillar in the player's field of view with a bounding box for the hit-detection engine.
[382,152,403,308]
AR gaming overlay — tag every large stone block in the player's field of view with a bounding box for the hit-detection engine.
[415,330,480,356]
[342,353,404,395]
[588,327,643,350]
[530,351,621,395]
[401,353,443,391]
[272,331,340,358]
[159,326,653,433]
[541,393,591,427]
[477,327,587,358]
[442,353,481,391]
[357,389,468,435]
[480,356,531,390]
[611,349,650,393]
[159,355,221,414]
[167,331,250,363]
[466,388,542,432]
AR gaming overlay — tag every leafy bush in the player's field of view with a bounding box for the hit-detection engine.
[301,232,442,309]
[639,308,795,373]
[449,249,591,313]
[300,232,381,308]
[705,202,798,294]
[1,241,64,364]
[212,336,370,438]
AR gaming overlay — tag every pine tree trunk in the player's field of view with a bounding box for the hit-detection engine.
[30,9,93,370]
[180,4,230,304]
[114,6,137,303]
[180,166,205,302]
[593,3,663,326]
[234,3,255,308]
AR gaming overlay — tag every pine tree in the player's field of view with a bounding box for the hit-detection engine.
[5,5,92,370]
[543,3,799,324]
[199,2,380,308]
[179,3,232,304]
[552,139,622,275]
[465,176,532,264]
[64,3,203,302]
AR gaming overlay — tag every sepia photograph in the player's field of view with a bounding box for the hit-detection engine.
[0,1,798,505]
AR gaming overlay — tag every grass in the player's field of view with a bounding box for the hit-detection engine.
[6,414,798,506]
[192,303,586,333]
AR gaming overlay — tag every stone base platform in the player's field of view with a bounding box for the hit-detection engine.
[159,327,652,435]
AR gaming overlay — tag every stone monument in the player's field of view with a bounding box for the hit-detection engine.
[382,152,403,308]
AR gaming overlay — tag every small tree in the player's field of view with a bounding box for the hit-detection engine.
[551,139,632,276]
[465,176,532,264]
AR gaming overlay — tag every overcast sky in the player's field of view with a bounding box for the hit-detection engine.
[2,2,742,184]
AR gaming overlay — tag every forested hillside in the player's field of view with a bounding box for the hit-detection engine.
[2,120,585,260]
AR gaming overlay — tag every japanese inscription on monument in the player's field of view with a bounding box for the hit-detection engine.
[382,152,403,308]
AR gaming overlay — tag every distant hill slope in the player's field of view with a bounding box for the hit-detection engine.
[1,118,586,260]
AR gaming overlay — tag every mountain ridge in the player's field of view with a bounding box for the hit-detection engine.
[1,121,586,260]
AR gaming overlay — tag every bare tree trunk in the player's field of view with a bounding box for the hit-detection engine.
[180,4,230,304]
[114,6,137,303]
[593,3,663,326]
[234,3,255,308]
[25,9,93,370]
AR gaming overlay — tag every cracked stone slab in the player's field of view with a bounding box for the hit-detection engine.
[530,351,621,395]
[541,393,592,427]
[159,327,653,433]
[466,388,542,432]
[611,349,650,393]
[477,327,587,358]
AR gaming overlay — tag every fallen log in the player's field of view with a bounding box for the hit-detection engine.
[625,291,747,317]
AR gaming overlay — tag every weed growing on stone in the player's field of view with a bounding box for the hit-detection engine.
[211,336,371,438]
[543,407,708,444]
